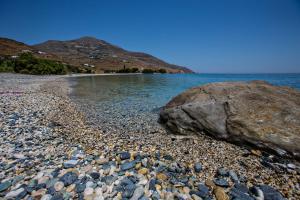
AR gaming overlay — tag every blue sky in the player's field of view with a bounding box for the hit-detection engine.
[1,0,300,73]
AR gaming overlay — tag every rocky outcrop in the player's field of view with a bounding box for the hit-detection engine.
[159,81,300,159]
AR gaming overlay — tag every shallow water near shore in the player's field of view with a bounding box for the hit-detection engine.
[68,73,300,133]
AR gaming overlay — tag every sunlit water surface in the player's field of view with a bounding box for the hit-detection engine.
[69,73,300,132]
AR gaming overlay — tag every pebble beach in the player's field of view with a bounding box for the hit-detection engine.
[0,73,299,200]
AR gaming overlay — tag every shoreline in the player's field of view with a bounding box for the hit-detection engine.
[0,73,299,199]
[64,73,144,78]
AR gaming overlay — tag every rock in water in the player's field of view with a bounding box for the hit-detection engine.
[159,81,300,159]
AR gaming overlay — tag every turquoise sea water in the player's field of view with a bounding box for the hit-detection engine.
[69,73,300,131]
[70,73,300,107]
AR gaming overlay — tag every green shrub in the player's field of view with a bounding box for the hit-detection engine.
[11,53,67,75]
[158,68,167,73]
[117,68,131,73]
[104,69,116,73]
[131,68,139,73]
[142,68,155,73]
[117,67,140,73]
[0,59,15,72]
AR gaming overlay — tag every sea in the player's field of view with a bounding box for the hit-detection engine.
[68,73,300,133]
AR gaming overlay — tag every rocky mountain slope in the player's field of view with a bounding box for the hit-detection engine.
[0,37,192,73]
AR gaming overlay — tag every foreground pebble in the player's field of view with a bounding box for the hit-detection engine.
[0,74,299,199]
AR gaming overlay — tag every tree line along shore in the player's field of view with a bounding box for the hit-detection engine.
[0,53,168,75]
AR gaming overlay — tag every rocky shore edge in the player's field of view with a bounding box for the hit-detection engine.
[0,74,299,200]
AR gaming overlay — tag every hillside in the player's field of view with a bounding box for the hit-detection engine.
[0,38,33,56]
[0,38,59,60]
[33,37,192,73]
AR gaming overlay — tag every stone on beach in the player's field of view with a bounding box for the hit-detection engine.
[0,74,297,200]
[63,160,78,168]
[121,161,136,171]
[194,162,202,173]
[0,181,12,192]
[5,187,25,199]
[59,172,78,186]
[159,81,300,159]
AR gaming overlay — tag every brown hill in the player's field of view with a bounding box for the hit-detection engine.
[0,38,34,56]
[0,37,193,73]
[0,37,58,60]
[33,37,193,73]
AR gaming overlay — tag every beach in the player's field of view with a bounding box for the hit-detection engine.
[0,73,299,199]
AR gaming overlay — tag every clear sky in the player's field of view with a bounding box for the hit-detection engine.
[1,0,300,73]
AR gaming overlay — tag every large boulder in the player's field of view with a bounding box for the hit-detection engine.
[159,81,300,159]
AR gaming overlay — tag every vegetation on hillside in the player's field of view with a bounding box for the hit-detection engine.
[0,53,168,75]
[0,53,67,74]
[104,67,167,74]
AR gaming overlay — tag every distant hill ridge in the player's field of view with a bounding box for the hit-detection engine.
[0,36,193,73]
